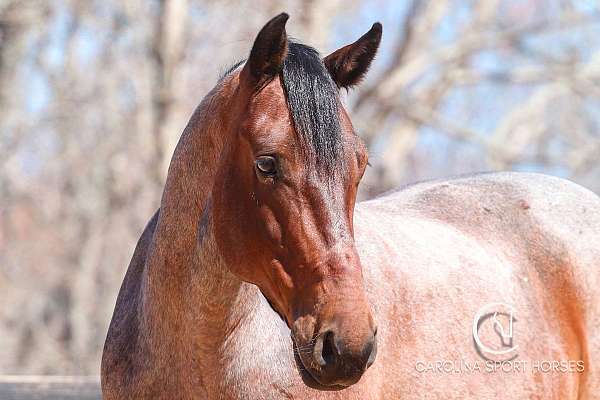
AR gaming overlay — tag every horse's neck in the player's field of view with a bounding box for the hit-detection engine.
[137,84,262,386]
[141,212,261,391]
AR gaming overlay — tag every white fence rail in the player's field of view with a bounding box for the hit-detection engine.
[0,376,100,400]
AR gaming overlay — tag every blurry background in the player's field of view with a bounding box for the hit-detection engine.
[0,0,599,375]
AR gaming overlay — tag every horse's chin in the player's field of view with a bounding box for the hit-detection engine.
[291,337,350,392]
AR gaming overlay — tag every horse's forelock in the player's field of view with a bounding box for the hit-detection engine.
[280,42,343,173]
[221,42,344,174]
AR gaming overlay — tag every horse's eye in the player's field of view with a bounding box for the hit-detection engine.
[255,156,278,177]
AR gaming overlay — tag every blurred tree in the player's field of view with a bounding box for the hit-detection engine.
[351,0,600,197]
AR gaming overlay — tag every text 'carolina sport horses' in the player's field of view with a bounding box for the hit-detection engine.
[102,13,600,399]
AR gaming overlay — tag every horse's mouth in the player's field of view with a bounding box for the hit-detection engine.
[291,337,349,391]
[262,292,348,390]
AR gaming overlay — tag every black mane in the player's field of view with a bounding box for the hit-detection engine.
[280,42,342,172]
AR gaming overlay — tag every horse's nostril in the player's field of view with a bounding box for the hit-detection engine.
[313,330,338,368]
[321,330,338,366]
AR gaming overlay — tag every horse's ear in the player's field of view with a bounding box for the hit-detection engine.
[242,13,289,89]
[323,23,382,89]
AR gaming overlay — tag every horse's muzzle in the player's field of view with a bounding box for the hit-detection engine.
[296,323,378,388]
[313,327,377,386]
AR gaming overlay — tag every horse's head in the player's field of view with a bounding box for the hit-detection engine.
[212,13,381,390]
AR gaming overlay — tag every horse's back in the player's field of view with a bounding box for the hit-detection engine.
[355,172,600,398]
[101,210,159,399]
[357,171,600,293]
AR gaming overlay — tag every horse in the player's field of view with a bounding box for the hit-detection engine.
[101,13,600,399]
